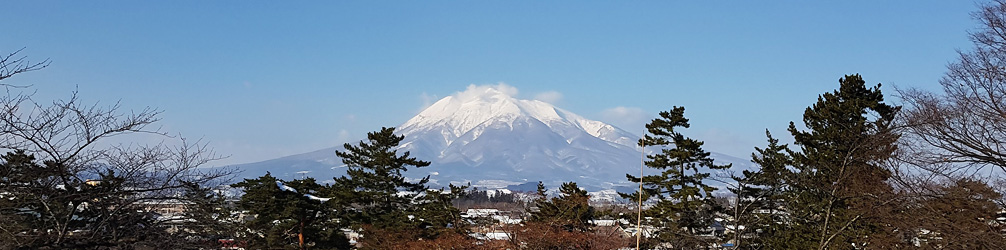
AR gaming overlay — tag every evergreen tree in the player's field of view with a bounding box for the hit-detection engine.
[0,150,172,248]
[232,173,350,250]
[177,181,241,248]
[411,183,470,238]
[0,151,57,248]
[784,74,900,249]
[530,182,595,232]
[621,107,730,248]
[728,131,792,249]
[332,127,462,244]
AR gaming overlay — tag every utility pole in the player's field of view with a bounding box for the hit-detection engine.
[637,130,645,250]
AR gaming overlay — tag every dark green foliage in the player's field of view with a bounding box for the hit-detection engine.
[332,127,464,242]
[0,151,49,248]
[531,182,595,232]
[177,181,241,248]
[231,127,468,249]
[783,74,900,249]
[728,131,793,249]
[232,173,350,250]
[746,132,792,197]
[0,150,171,249]
[455,188,520,204]
[411,183,469,237]
[73,169,155,245]
[621,107,730,248]
[333,127,430,229]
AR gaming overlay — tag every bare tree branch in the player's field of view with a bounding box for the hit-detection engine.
[0,52,234,247]
[0,48,49,83]
[899,0,1006,174]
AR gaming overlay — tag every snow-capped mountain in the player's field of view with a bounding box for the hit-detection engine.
[228,84,753,194]
[393,85,641,190]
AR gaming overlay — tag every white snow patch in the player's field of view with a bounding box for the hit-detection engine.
[304,194,331,202]
[472,180,523,189]
[487,189,513,198]
[276,181,298,193]
[278,181,333,202]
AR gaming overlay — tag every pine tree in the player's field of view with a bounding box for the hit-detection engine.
[0,150,172,248]
[177,181,240,248]
[232,173,350,250]
[530,182,595,232]
[621,107,730,248]
[728,131,792,249]
[0,151,52,248]
[784,74,900,249]
[332,127,462,244]
[411,183,470,237]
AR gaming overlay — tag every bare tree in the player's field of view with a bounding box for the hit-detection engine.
[0,50,233,249]
[890,2,1006,248]
[899,0,1006,174]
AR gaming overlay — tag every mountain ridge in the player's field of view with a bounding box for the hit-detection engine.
[227,84,753,192]
[393,85,641,190]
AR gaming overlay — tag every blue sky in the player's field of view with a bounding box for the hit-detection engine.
[1,1,978,166]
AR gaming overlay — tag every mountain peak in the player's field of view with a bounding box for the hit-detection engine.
[390,84,643,190]
[402,84,559,138]
[229,84,752,192]
[399,84,634,148]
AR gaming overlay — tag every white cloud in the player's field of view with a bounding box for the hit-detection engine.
[418,92,438,113]
[599,106,649,133]
[415,83,521,115]
[533,91,563,104]
[456,82,519,101]
[491,82,519,96]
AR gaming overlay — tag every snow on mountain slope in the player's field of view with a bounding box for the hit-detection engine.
[394,85,642,190]
[398,85,637,149]
[227,84,754,192]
